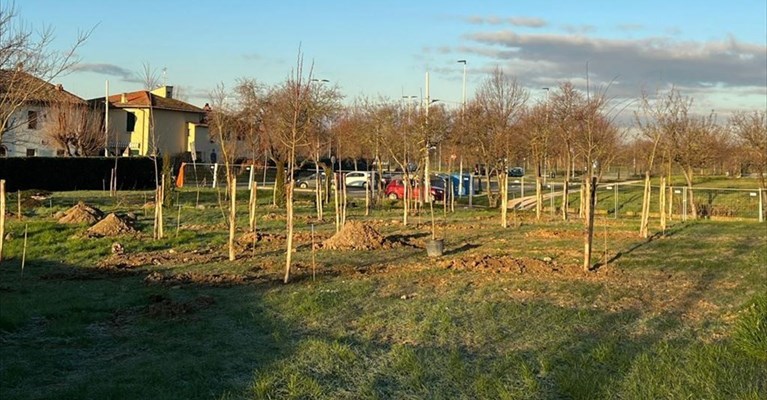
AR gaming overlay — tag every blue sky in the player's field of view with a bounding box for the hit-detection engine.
[18,0,767,114]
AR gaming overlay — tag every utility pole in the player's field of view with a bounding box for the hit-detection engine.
[104,80,109,157]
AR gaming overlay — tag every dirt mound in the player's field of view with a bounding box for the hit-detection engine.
[58,202,104,224]
[86,213,136,237]
[440,254,586,277]
[322,221,390,250]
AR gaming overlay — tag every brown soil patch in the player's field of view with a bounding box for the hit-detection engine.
[87,213,136,237]
[99,247,222,269]
[144,294,216,318]
[440,254,588,277]
[143,271,253,287]
[58,202,104,224]
[237,231,285,244]
[322,221,392,250]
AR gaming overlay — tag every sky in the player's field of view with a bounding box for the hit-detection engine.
[17,0,767,116]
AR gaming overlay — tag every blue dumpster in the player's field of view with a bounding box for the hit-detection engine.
[450,173,474,196]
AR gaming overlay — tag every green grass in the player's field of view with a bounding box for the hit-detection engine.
[1,188,765,399]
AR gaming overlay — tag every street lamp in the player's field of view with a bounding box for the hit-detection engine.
[457,60,467,111]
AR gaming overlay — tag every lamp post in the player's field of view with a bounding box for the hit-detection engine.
[457,60,467,111]
[457,60,467,198]
[542,87,550,185]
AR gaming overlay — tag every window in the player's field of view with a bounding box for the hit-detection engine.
[27,111,38,129]
[56,149,65,156]
[26,148,37,157]
[126,112,136,132]
[195,151,202,162]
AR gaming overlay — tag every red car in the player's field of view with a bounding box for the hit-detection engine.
[385,178,445,201]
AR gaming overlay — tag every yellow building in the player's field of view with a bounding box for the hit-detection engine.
[92,86,217,161]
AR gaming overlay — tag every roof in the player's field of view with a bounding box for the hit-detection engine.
[0,69,85,104]
[92,90,204,114]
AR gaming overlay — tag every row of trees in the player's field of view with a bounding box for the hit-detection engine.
[206,57,765,276]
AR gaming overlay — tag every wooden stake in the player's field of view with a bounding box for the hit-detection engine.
[21,224,28,276]
[176,204,182,237]
[17,190,21,220]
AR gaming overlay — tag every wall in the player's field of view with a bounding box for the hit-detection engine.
[2,105,65,157]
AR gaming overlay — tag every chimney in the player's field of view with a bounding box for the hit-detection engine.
[15,62,23,72]
[121,93,127,103]
[56,84,63,91]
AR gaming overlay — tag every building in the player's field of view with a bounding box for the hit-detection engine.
[91,86,216,161]
[0,69,88,157]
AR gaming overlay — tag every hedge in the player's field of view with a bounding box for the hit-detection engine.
[0,157,162,191]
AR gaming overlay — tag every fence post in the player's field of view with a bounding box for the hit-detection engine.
[682,187,688,222]
[212,163,219,189]
[759,188,764,223]
[614,183,619,219]
[521,176,525,198]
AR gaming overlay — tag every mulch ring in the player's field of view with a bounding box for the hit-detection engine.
[144,294,216,319]
[440,254,609,278]
[99,247,223,269]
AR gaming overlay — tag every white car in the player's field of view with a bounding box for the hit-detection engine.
[344,171,380,188]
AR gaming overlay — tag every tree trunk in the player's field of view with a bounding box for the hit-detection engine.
[228,176,236,261]
[333,172,340,232]
[562,152,570,220]
[682,167,697,219]
[583,176,597,272]
[535,174,543,221]
[249,172,257,232]
[659,176,667,233]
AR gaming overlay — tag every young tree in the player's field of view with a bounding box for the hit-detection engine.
[269,50,325,283]
[550,82,583,220]
[572,86,622,271]
[208,83,242,261]
[520,103,551,221]
[469,67,528,210]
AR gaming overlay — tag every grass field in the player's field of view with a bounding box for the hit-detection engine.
[1,186,765,399]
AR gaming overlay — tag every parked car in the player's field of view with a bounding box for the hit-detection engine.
[385,178,445,201]
[344,171,383,188]
[508,167,525,177]
[295,172,326,189]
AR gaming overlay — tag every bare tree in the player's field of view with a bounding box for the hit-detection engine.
[520,103,551,221]
[550,82,582,220]
[0,3,92,147]
[269,50,320,283]
[658,90,723,219]
[730,111,766,193]
[208,83,242,261]
[469,67,528,211]
[43,101,102,156]
[571,85,623,271]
